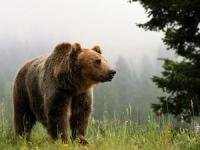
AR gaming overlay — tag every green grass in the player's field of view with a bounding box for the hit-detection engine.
[0,101,200,150]
[1,116,200,150]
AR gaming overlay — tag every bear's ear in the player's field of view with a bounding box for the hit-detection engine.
[92,45,102,54]
[72,43,82,53]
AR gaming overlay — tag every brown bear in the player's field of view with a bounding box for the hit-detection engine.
[13,42,116,144]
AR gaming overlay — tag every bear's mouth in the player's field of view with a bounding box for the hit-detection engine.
[100,70,116,82]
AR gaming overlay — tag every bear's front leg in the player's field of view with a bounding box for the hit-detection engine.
[46,91,72,143]
[70,90,93,145]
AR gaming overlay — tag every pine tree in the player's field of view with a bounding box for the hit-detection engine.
[130,0,200,122]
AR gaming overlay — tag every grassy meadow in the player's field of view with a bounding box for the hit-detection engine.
[1,106,200,150]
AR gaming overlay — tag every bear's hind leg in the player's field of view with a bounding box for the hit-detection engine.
[14,107,36,140]
[13,83,36,140]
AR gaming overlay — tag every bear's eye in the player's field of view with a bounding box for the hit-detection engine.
[95,59,101,64]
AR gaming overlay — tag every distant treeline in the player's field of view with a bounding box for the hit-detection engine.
[0,41,175,123]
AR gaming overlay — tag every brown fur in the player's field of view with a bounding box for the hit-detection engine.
[13,42,115,144]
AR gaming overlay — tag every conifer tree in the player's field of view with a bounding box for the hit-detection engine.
[130,0,200,122]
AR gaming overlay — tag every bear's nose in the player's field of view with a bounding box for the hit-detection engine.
[104,69,116,82]
[109,70,116,75]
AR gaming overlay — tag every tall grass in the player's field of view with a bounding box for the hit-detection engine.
[1,104,200,150]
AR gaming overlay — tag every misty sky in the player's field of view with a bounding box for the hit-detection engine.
[0,0,164,65]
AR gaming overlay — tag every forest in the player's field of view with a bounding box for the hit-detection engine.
[0,40,173,123]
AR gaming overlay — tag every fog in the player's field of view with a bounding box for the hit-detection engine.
[0,0,175,121]
[0,0,164,63]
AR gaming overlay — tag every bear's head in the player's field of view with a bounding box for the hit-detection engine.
[52,42,116,91]
[75,44,116,84]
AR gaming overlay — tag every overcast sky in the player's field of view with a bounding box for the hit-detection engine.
[0,0,164,65]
